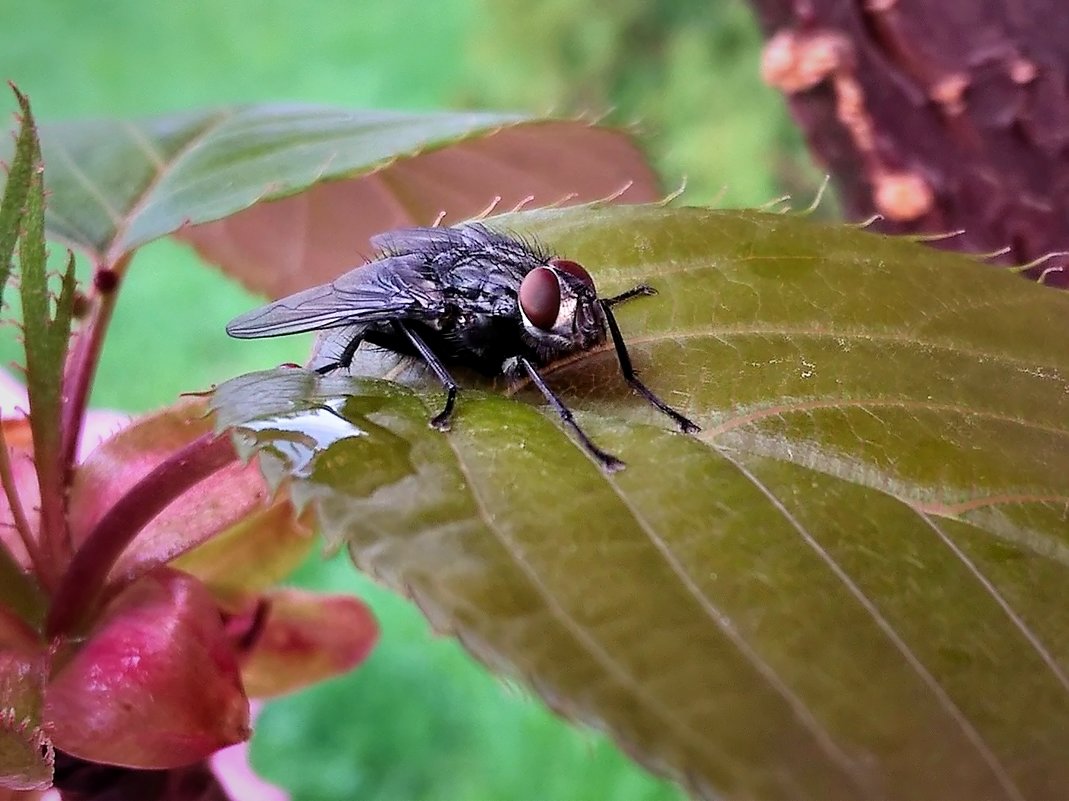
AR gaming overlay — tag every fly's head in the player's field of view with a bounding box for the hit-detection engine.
[518,258,607,357]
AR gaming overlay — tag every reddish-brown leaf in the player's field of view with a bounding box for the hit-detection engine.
[177,121,659,298]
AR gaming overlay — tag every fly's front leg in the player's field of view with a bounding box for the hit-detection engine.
[599,300,700,434]
[393,320,459,431]
[512,356,625,473]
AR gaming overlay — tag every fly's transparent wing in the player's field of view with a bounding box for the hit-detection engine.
[226,253,446,339]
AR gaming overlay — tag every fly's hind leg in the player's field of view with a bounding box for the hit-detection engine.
[392,321,460,431]
[313,330,363,374]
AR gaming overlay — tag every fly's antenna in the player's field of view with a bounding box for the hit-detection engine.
[431,210,447,227]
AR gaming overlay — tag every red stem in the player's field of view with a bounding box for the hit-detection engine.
[59,256,127,487]
[0,422,45,577]
[46,432,238,637]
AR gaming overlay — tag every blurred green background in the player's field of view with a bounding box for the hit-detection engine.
[1,1,813,798]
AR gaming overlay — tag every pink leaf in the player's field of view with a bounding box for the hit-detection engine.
[0,419,39,571]
[236,589,377,699]
[45,569,250,769]
[69,400,280,588]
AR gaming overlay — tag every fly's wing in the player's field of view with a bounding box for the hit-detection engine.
[226,252,446,339]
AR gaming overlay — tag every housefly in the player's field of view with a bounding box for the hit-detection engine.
[226,222,699,471]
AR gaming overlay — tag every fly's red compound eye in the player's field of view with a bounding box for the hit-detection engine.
[549,258,594,289]
[518,267,561,330]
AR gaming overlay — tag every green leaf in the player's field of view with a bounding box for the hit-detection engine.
[212,205,1069,801]
[17,152,49,374]
[17,133,74,546]
[15,125,62,523]
[0,85,37,309]
[0,105,660,289]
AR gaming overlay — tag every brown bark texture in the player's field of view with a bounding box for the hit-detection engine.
[750,0,1069,287]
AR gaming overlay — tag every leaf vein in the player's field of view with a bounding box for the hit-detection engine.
[48,140,123,227]
[105,108,236,262]
[915,510,1069,696]
[532,327,1066,385]
[120,121,167,171]
[435,422,749,778]
[642,327,1066,374]
[717,448,1025,801]
[598,454,870,790]
[920,493,1069,516]
[705,398,1069,440]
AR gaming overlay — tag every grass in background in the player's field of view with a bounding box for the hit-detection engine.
[0,2,804,797]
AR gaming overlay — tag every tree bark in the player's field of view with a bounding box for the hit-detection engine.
[750,0,1069,287]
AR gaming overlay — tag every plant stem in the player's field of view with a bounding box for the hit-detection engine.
[59,253,129,489]
[45,432,238,637]
[0,422,45,577]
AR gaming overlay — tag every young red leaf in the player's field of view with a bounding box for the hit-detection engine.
[69,400,292,590]
[234,589,377,699]
[44,568,250,769]
[173,501,315,607]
